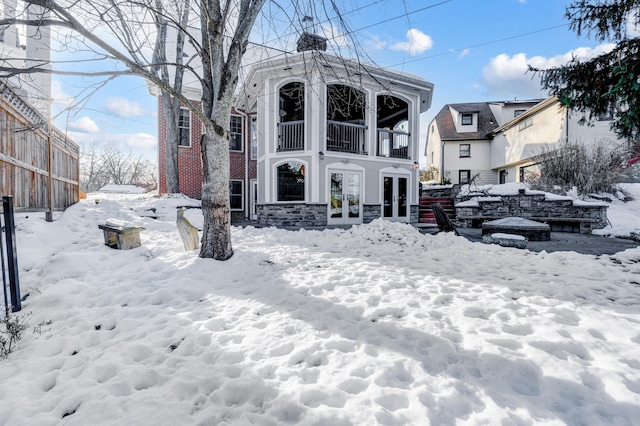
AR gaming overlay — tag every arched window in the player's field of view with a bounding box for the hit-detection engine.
[277,82,305,151]
[277,162,305,201]
[326,84,366,154]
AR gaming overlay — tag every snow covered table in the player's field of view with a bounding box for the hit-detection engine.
[98,218,143,250]
[482,232,528,249]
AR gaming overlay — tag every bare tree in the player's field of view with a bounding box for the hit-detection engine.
[151,0,192,194]
[79,142,108,193]
[1,0,370,260]
[79,142,157,192]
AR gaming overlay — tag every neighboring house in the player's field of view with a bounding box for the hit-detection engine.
[0,0,52,118]
[425,97,624,186]
[1,1,79,211]
[235,35,434,227]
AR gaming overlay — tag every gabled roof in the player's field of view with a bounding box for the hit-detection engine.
[434,102,498,141]
[490,97,559,134]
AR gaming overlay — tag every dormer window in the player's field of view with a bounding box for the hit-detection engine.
[461,113,473,125]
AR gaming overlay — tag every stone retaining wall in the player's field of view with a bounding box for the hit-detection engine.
[456,189,608,234]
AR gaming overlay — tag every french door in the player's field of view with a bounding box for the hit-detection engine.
[382,174,409,222]
[328,170,362,225]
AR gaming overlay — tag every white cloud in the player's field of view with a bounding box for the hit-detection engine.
[390,29,434,56]
[69,116,100,133]
[125,133,157,148]
[105,97,147,117]
[51,80,75,110]
[481,44,616,98]
[459,48,470,59]
[320,23,349,48]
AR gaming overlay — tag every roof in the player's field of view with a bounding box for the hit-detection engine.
[237,50,434,113]
[434,102,498,141]
[98,184,147,194]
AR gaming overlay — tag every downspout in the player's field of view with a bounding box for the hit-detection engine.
[237,108,250,220]
[565,106,570,144]
[440,140,445,183]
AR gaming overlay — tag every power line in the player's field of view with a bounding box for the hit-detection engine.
[242,0,453,70]
[385,23,571,69]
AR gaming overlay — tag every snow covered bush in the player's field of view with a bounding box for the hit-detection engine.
[0,308,29,359]
[529,139,631,195]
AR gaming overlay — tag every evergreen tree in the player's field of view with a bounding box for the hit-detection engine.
[532,0,640,140]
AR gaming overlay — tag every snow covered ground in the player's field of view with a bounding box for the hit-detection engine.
[1,186,640,425]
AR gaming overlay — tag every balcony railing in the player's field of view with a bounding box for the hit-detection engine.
[326,120,367,155]
[277,120,304,152]
[376,128,410,159]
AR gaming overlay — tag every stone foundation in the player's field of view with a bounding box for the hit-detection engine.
[257,203,327,227]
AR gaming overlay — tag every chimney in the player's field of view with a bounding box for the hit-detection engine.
[296,32,327,52]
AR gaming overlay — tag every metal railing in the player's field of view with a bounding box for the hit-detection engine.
[326,120,367,155]
[376,128,410,159]
[277,120,305,151]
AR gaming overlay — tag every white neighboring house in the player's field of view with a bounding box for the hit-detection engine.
[236,36,434,227]
[0,0,51,118]
[425,97,624,186]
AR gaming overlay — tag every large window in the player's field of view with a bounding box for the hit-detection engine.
[461,113,473,125]
[277,162,305,202]
[178,108,191,147]
[459,144,470,158]
[229,115,243,151]
[230,180,243,210]
[459,170,471,184]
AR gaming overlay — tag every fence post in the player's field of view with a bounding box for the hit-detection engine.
[2,196,21,312]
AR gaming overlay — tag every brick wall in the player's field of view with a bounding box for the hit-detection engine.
[157,98,256,205]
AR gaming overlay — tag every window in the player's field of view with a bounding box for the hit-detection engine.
[250,116,258,160]
[230,180,243,210]
[229,115,243,151]
[499,170,508,184]
[459,144,470,158]
[461,113,473,125]
[459,170,471,184]
[277,162,305,201]
[178,108,191,147]
[518,117,533,131]
[514,109,526,117]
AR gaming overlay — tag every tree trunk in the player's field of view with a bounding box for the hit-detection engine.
[199,123,233,260]
[161,91,180,193]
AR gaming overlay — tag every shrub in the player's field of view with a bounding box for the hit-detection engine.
[0,308,30,359]
[528,139,632,195]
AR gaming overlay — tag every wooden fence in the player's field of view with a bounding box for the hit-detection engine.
[0,81,79,211]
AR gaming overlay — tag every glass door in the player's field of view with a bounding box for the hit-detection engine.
[329,170,362,225]
[382,174,409,222]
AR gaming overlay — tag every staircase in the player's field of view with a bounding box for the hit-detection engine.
[418,196,456,227]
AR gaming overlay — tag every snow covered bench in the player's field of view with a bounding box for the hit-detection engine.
[98,219,143,250]
[482,232,528,249]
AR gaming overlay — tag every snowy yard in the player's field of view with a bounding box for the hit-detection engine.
[1,186,640,425]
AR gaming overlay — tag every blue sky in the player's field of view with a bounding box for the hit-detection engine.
[50,0,614,165]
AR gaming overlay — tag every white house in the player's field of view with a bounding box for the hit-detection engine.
[236,36,434,227]
[0,0,51,118]
[425,97,623,186]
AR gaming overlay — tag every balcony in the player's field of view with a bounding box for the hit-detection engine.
[277,120,304,152]
[376,128,410,159]
[326,120,367,155]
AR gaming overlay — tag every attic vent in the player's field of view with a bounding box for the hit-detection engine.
[297,32,327,52]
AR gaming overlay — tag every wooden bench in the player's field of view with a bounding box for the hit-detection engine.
[98,219,143,249]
